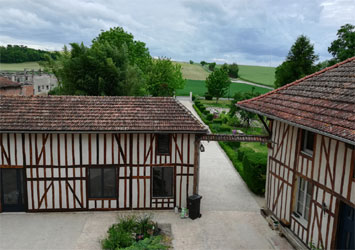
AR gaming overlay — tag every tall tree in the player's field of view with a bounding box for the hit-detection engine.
[274,35,318,88]
[44,27,184,97]
[147,58,185,96]
[92,27,152,74]
[328,24,355,63]
[205,67,231,102]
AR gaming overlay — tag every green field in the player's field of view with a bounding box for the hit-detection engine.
[174,62,209,80]
[0,62,42,71]
[176,79,270,97]
[176,61,275,87]
[238,65,275,87]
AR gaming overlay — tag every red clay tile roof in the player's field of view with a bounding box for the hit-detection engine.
[237,57,355,146]
[0,77,21,89]
[0,96,208,133]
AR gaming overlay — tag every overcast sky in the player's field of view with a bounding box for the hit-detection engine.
[0,0,354,66]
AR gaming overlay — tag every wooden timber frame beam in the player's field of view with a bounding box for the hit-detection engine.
[193,135,201,194]
[258,114,272,137]
[201,134,270,143]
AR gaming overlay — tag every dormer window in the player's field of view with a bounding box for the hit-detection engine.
[301,130,315,156]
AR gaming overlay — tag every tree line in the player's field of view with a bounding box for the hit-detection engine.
[0,45,59,63]
[275,24,354,88]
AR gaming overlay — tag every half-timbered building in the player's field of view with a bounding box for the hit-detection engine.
[0,96,208,212]
[237,57,355,249]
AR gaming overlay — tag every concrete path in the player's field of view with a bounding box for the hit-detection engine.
[0,100,291,250]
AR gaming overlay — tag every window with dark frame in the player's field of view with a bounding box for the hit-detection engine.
[301,130,315,156]
[152,167,173,197]
[156,134,170,155]
[88,168,116,198]
[295,177,312,221]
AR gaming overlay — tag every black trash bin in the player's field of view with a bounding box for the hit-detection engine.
[188,194,202,220]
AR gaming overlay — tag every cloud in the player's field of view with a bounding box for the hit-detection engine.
[0,0,353,66]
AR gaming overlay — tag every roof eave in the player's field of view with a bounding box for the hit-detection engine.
[236,104,355,146]
[0,129,209,134]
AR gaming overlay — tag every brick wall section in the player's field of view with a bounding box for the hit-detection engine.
[0,87,22,96]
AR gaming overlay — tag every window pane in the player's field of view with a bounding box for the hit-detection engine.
[89,169,102,198]
[300,178,305,191]
[153,167,173,197]
[297,200,304,215]
[305,207,310,220]
[157,134,170,154]
[103,168,116,197]
[307,182,312,195]
[306,131,314,151]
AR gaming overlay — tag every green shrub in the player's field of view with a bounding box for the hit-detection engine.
[210,123,220,133]
[206,113,213,121]
[205,92,213,100]
[101,215,167,250]
[226,141,241,149]
[203,110,210,115]
[237,147,254,162]
[192,94,196,101]
[213,118,223,124]
[194,99,201,105]
[243,151,267,195]
[193,104,210,125]
[227,116,240,127]
[219,142,243,174]
[217,124,231,132]
[199,105,206,112]
[125,236,168,250]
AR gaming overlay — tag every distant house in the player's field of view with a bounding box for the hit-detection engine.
[0,69,57,95]
[0,96,208,212]
[0,77,33,96]
[237,57,355,249]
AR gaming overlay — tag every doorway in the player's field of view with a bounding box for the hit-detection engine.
[0,169,25,212]
[336,201,355,249]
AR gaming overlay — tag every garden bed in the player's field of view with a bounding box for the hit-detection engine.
[101,214,172,250]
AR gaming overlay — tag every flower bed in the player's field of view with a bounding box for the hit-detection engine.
[101,215,171,250]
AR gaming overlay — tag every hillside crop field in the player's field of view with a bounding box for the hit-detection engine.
[176,79,270,97]
[0,62,42,71]
[174,61,209,80]
[238,65,275,87]
[181,62,275,87]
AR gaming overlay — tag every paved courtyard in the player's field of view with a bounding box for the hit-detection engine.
[0,100,292,250]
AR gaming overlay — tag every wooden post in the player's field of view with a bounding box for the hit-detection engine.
[193,135,201,194]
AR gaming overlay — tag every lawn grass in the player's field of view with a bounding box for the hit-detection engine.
[176,79,270,97]
[214,64,275,87]
[174,62,209,80]
[241,142,268,154]
[0,62,42,71]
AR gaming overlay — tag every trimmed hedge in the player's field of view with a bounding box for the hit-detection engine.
[206,113,213,121]
[225,141,241,149]
[237,147,254,162]
[243,151,267,195]
[217,124,231,132]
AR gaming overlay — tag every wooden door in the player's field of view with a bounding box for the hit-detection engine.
[336,202,355,249]
[0,169,25,212]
